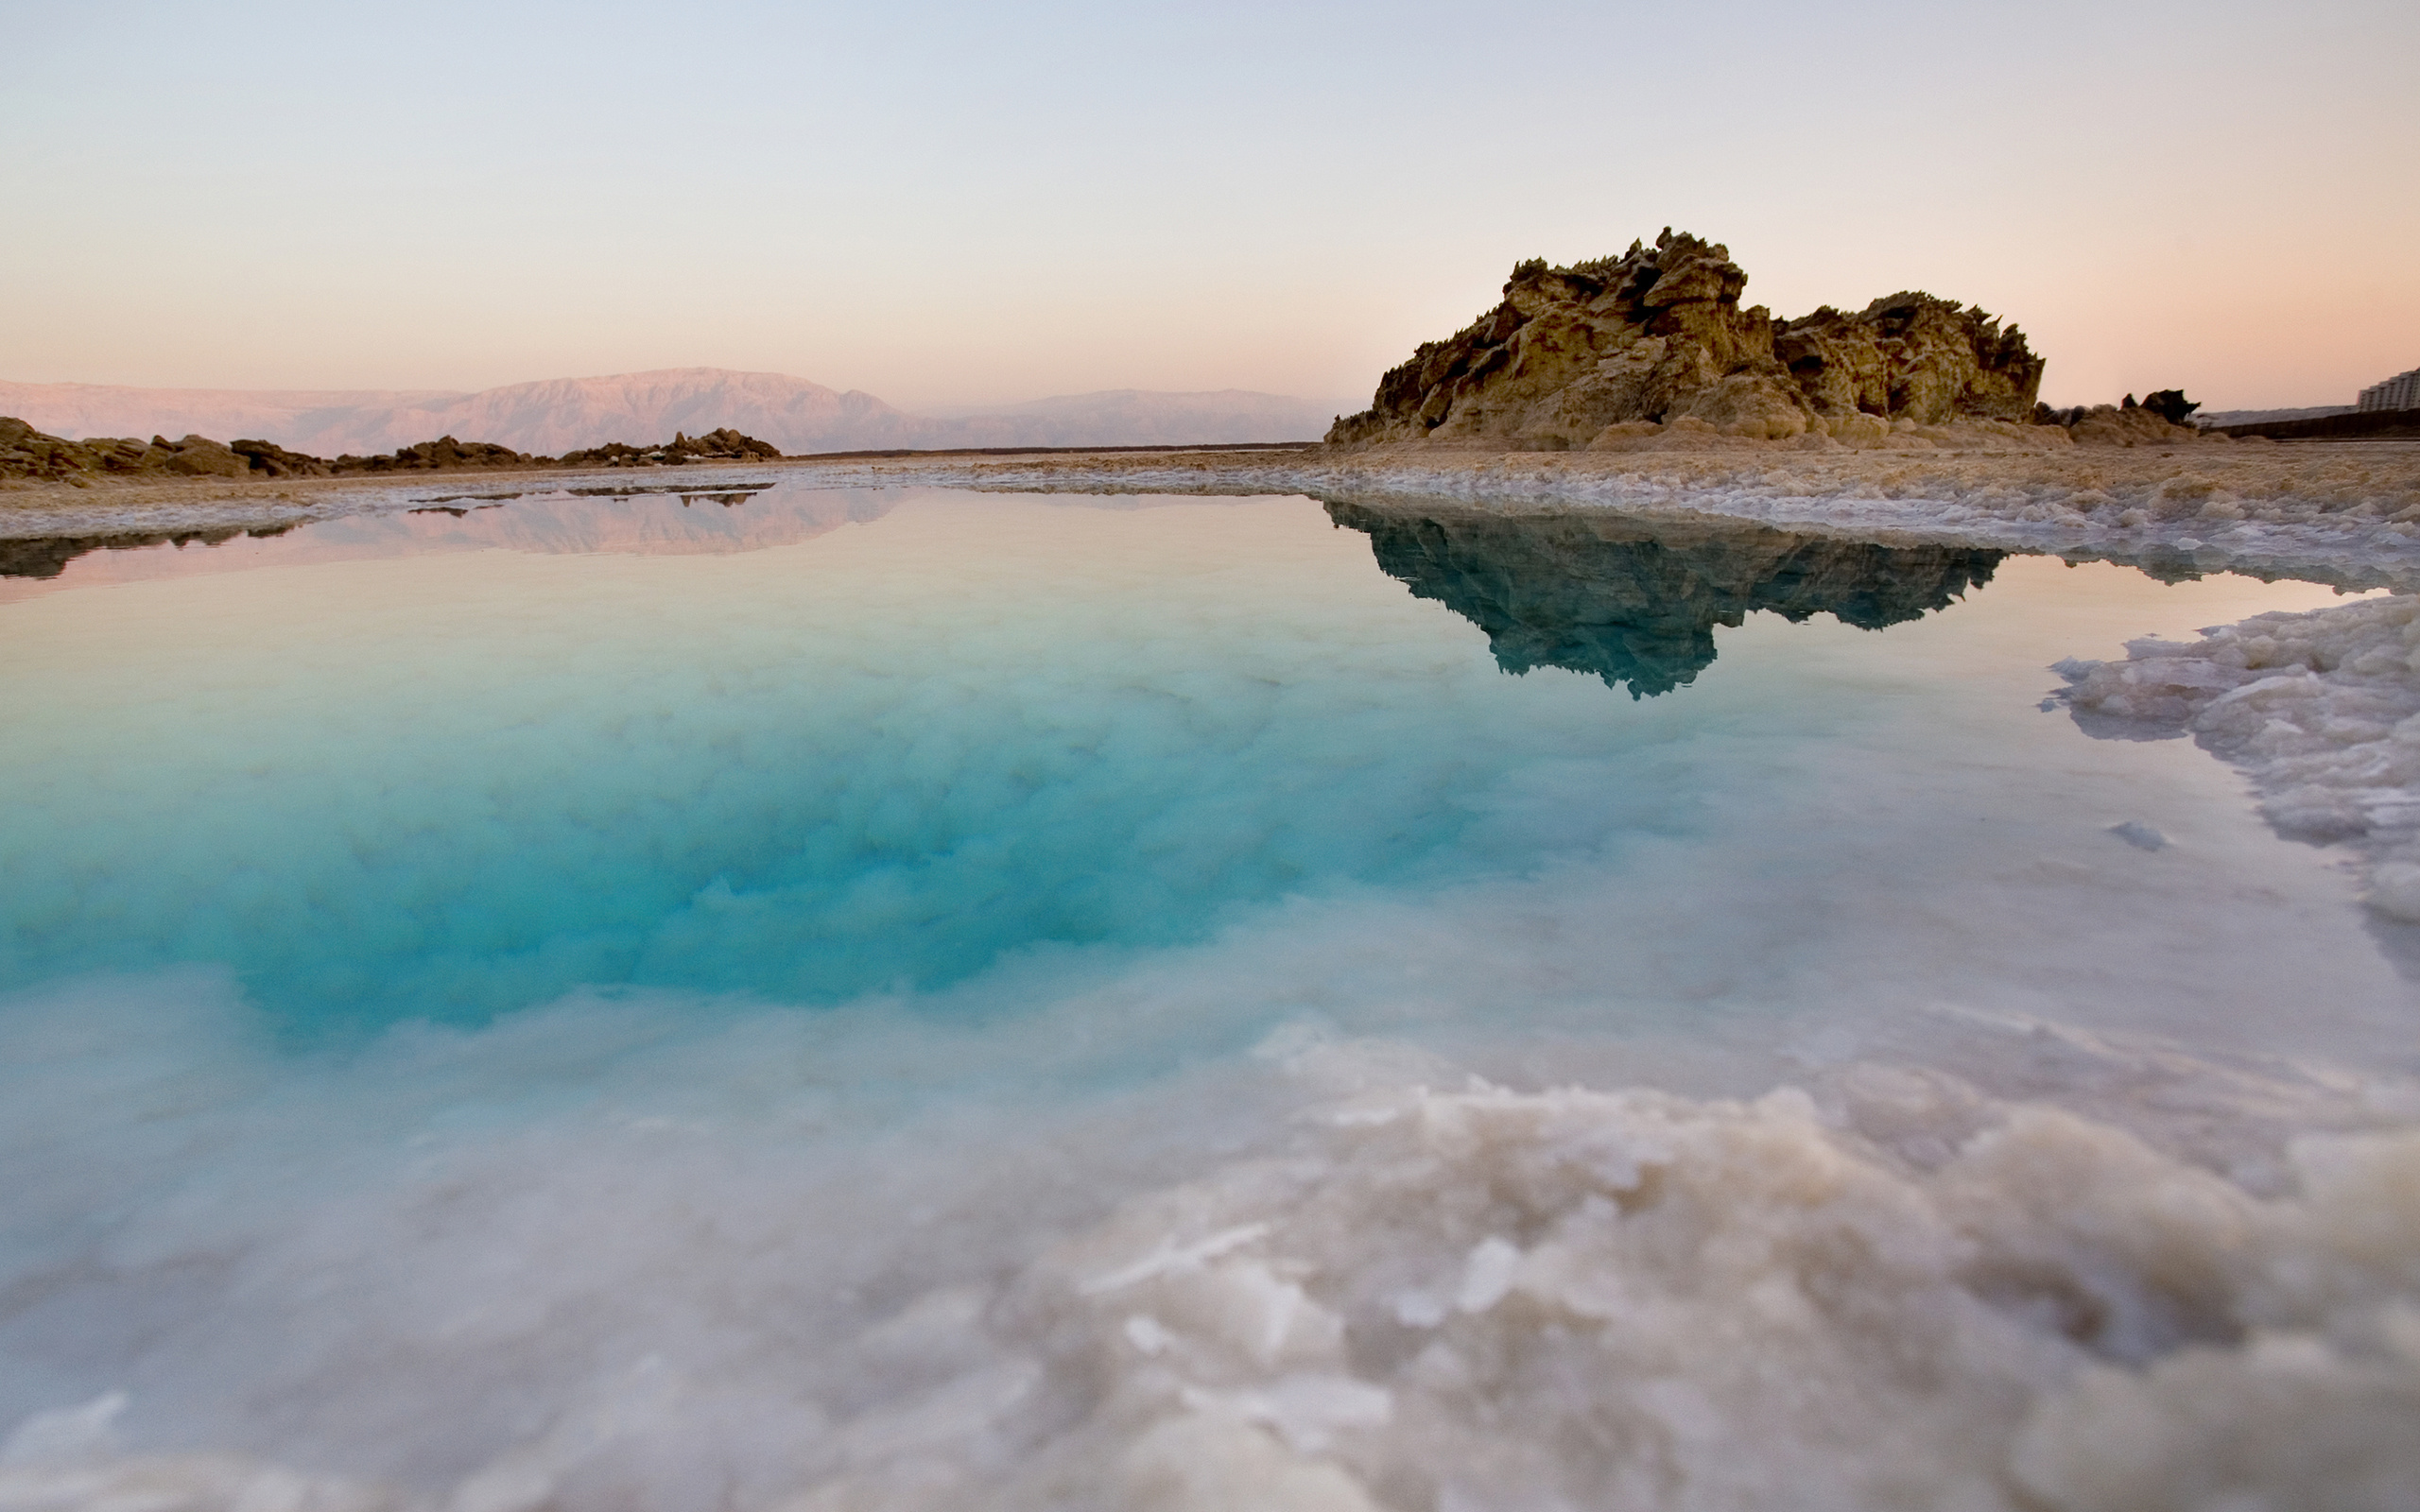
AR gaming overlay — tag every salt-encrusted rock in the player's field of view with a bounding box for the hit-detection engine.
[1327,232,2048,450]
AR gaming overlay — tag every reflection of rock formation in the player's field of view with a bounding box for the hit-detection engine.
[0,524,299,580]
[0,483,897,601]
[1328,502,2003,696]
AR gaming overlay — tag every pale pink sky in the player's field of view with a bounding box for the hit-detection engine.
[6,0,2414,413]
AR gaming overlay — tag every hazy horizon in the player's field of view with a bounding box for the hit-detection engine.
[0,369,1346,455]
[7,0,2416,413]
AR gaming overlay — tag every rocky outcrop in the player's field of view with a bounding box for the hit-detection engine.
[557,428,785,468]
[323,436,544,473]
[1773,295,2044,426]
[2,419,251,482]
[1326,500,2003,697]
[1327,232,2047,451]
[230,438,332,477]
[3,417,789,483]
[2034,393,2209,447]
[2138,389,2200,425]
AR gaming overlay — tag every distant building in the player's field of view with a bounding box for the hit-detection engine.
[2361,367,2420,413]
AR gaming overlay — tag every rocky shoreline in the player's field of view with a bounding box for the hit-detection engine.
[9,438,2420,594]
[0,417,783,488]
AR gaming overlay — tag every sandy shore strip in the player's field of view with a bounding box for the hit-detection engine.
[10,440,2420,592]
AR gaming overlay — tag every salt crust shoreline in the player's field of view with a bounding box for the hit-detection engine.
[9,441,2420,593]
[4,1025,2417,1512]
[2059,593,2420,928]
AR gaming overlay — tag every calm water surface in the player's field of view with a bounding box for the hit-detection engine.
[0,483,2411,1508]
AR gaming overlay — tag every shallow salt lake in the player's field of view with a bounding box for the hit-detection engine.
[2,484,2415,1510]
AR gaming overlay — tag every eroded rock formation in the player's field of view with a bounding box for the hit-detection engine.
[1327,500,2004,696]
[1327,232,2048,450]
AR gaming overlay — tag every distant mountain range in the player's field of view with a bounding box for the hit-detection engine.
[0,369,1337,455]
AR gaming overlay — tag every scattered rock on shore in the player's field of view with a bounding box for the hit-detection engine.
[4,417,789,484]
[558,428,786,468]
[3,419,251,483]
[2034,392,2210,447]
[326,436,544,473]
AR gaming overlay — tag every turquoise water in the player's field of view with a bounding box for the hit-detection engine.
[6,483,2419,1507]
[0,490,1731,1037]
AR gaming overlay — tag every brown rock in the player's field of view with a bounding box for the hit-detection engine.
[0,420,242,481]
[329,435,544,473]
[1774,295,2045,424]
[2140,389,2201,425]
[146,435,250,477]
[1328,232,2046,450]
[0,417,102,481]
[2060,404,2206,447]
[557,428,785,467]
[232,438,332,477]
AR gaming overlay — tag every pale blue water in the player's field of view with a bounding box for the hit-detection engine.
[5,483,2418,1503]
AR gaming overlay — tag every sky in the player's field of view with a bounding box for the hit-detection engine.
[4,0,2415,412]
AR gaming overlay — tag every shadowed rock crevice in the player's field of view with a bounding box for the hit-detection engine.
[1326,501,2004,696]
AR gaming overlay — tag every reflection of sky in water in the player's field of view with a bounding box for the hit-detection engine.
[0,486,2404,1060]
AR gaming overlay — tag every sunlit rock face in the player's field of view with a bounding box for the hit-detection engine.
[1327,231,2046,449]
[1775,294,2046,426]
[1328,500,2004,696]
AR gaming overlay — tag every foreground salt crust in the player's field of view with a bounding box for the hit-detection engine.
[7,1029,2417,1512]
[2057,593,2420,921]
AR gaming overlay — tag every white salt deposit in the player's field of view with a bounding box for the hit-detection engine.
[3,1002,2417,1512]
[2057,593,2420,924]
